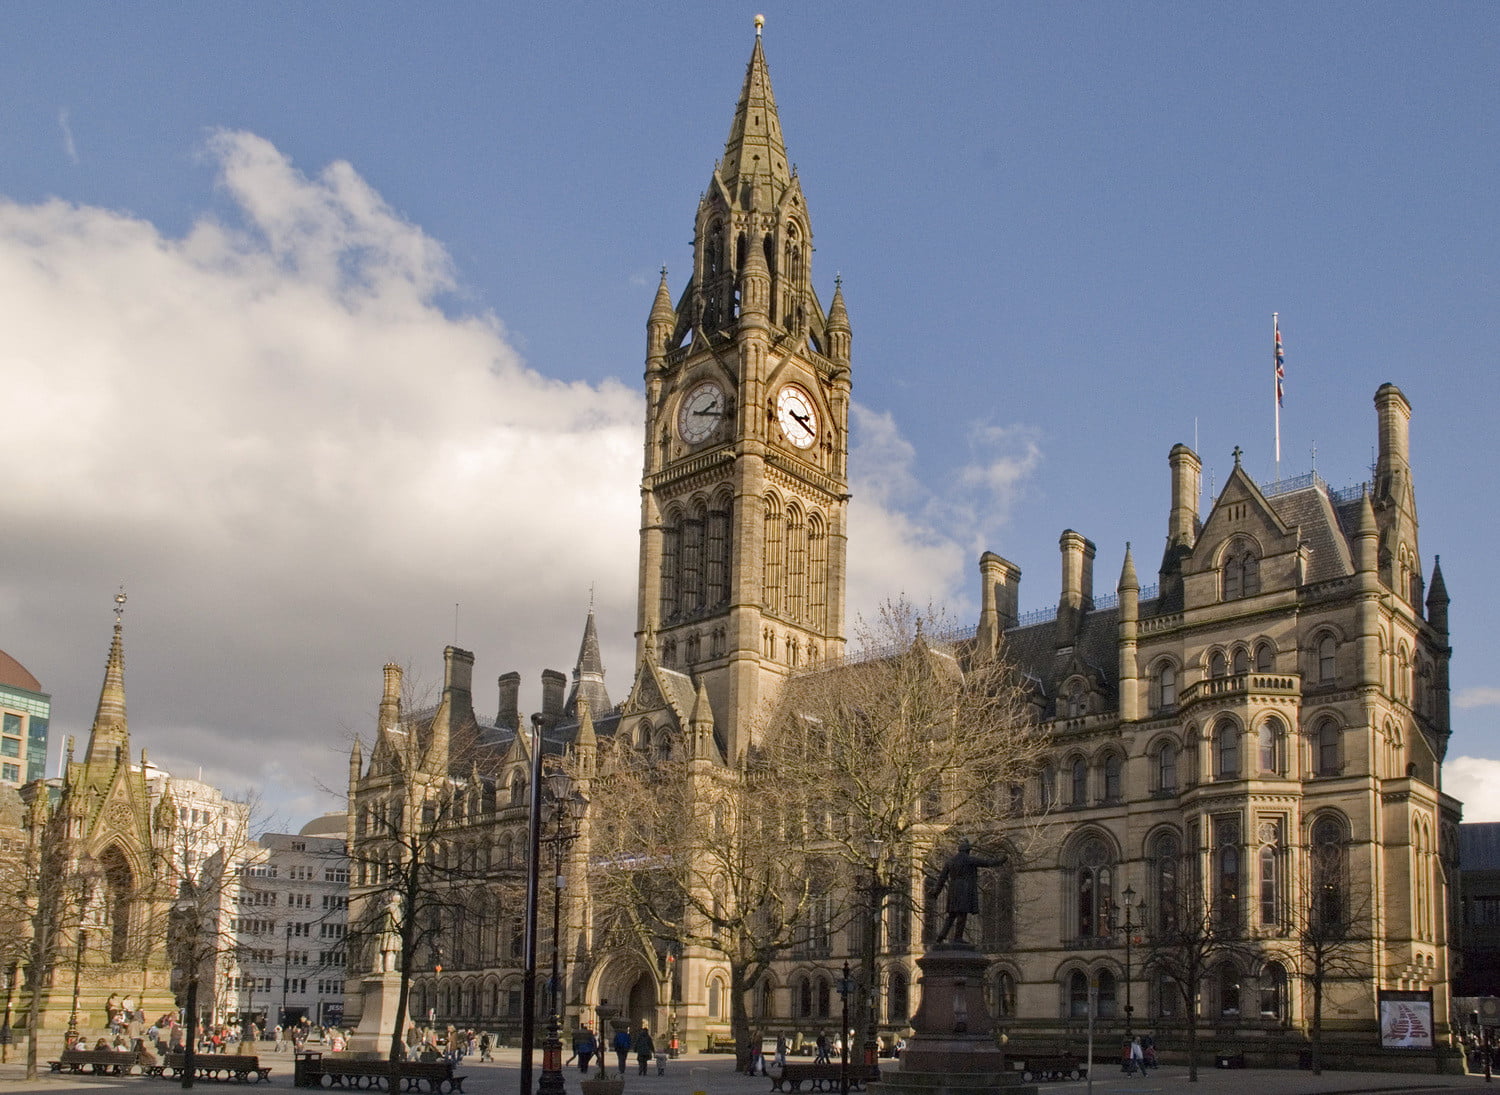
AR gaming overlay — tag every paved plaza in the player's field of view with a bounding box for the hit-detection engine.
[0,1046,1497,1095]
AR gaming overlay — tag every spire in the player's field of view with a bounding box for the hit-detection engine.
[1427,555,1450,633]
[1118,542,1139,592]
[1353,487,1379,573]
[565,606,611,719]
[720,21,792,199]
[649,268,675,326]
[85,588,130,767]
[689,678,717,761]
[825,275,851,365]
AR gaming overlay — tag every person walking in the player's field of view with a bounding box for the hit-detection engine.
[612,1026,631,1076]
[774,1035,787,1070]
[815,1033,831,1063]
[632,1023,655,1076]
[575,1029,596,1074]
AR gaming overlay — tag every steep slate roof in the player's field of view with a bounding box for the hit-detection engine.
[1266,483,1356,582]
[1000,605,1124,706]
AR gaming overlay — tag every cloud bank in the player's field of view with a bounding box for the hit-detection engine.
[2,131,1042,825]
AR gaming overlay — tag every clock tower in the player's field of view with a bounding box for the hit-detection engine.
[637,21,850,760]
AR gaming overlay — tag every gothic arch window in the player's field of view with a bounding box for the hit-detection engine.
[1259,961,1287,1019]
[1232,646,1250,675]
[1221,539,1262,600]
[100,845,134,963]
[1182,727,1201,787]
[989,970,1016,1019]
[1153,738,1179,793]
[1314,717,1342,777]
[1396,643,1412,704]
[1102,753,1123,803]
[1067,970,1090,1018]
[1315,633,1338,683]
[816,976,831,1019]
[1070,835,1115,939]
[660,507,682,620]
[888,969,909,1023]
[795,976,812,1019]
[756,977,775,1019]
[1152,660,1178,712]
[763,495,785,616]
[681,499,707,615]
[706,493,732,609]
[1255,641,1275,672]
[1068,679,1089,718]
[1414,816,1435,941]
[1149,831,1181,934]
[1213,718,1240,779]
[1214,961,1242,1016]
[807,511,828,632]
[785,503,808,622]
[1214,815,1242,927]
[1311,814,1347,932]
[1258,817,1285,926]
[1070,756,1089,806]
[708,975,727,1019]
[1208,650,1227,679]
[1096,967,1118,1018]
[1258,716,1286,775]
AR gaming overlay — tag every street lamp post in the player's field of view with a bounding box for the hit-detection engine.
[1109,885,1144,1040]
[519,716,545,1095]
[537,769,589,1095]
[65,927,87,1047]
[860,840,888,1069]
[835,963,856,1095]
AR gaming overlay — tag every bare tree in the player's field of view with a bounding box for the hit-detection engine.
[754,600,1049,1049]
[584,733,827,1072]
[1138,858,1255,1082]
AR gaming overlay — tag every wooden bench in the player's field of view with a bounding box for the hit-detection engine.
[300,1057,465,1093]
[704,1034,737,1053]
[770,1063,880,1092]
[49,1048,138,1075]
[1017,1054,1087,1082]
[163,1052,273,1082]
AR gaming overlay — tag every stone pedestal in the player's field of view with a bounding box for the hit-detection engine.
[349,973,404,1053]
[874,944,1038,1095]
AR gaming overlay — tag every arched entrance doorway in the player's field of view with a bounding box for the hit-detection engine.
[588,955,660,1036]
[98,845,135,963]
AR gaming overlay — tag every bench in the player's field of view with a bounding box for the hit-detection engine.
[704,1034,737,1053]
[1017,1054,1087,1082]
[49,1048,138,1075]
[298,1057,465,1093]
[770,1063,880,1092]
[163,1052,273,1082]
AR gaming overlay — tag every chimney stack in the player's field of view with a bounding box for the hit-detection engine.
[496,672,521,732]
[976,552,1022,657]
[541,669,567,723]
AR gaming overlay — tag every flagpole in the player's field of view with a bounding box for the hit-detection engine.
[1273,311,1281,480]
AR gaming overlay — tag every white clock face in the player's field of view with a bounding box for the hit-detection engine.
[776,385,818,449]
[677,381,726,444]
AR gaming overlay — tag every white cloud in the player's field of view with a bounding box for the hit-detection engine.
[1456,687,1500,710]
[1443,757,1500,822]
[0,130,1044,822]
[0,130,643,820]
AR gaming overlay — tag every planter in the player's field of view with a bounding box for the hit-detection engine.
[581,1079,625,1095]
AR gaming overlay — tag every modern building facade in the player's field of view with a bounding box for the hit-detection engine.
[0,648,51,787]
[344,23,1457,1068]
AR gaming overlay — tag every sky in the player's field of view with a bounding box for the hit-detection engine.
[1,4,1496,828]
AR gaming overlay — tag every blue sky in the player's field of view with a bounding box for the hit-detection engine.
[2,4,1496,825]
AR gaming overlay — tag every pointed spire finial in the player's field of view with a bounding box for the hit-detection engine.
[755,13,764,36]
[114,585,127,623]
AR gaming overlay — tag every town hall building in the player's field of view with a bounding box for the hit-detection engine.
[343,24,1458,1069]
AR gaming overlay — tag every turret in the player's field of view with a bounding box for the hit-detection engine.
[1118,544,1140,722]
[825,278,851,367]
[1427,556,1450,635]
[573,690,597,779]
[349,737,363,785]
[689,678,717,762]
[647,269,675,369]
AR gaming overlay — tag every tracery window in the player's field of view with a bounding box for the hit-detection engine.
[1311,815,1346,932]
[1073,836,1114,939]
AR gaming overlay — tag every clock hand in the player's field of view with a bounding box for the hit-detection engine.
[790,410,812,433]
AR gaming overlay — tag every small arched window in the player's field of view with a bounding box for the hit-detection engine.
[1156,742,1178,792]
[1209,650,1227,679]
[1103,754,1123,802]
[1222,541,1261,600]
[1260,961,1287,1019]
[1216,962,1242,1016]
[1315,719,1342,776]
[1068,970,1090,1018]
[1071,758,1089,806]
[1232,647,1250,675]
[1214,718,1240,779]
[889,970,909,1023]
[1255,642,1275,672]
[1154,663,1178,711]
[1317,635,1337,682]
[1096,968,1118,1018]
[1258,716,1285,774]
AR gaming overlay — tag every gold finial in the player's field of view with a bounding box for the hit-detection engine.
[114,585,127,621]
[754,13,764,36]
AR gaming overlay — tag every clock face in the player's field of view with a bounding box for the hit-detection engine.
[776,385,818,449]
[677,380,725,444]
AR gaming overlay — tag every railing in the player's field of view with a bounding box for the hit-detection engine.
[1010,584,1160,627]
[1179,672,1301,706]
[1260,469,1367,504]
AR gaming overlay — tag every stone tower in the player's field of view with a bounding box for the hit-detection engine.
[637,20,850,760]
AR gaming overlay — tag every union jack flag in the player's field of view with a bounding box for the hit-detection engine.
[1275,322,1286,407]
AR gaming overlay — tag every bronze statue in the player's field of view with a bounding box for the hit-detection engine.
[927,838,1004,944]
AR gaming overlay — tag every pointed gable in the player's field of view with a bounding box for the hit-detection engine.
[1181,458,1301,605]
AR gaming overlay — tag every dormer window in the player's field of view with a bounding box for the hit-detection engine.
[1065,680,1088,718]
[1221,540,1262,600]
